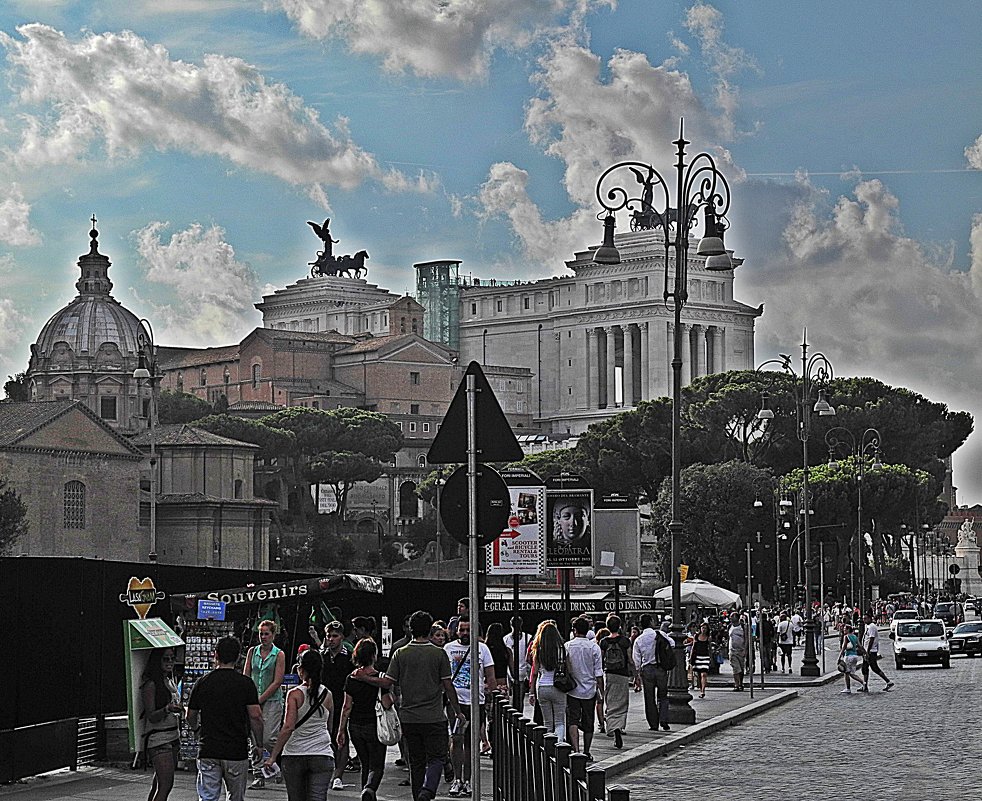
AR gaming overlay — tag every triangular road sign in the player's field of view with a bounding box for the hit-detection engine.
[427,361,524,464]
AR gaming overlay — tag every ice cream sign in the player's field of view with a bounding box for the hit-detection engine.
[119,576,166,619]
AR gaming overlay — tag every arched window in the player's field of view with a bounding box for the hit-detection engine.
[64,481,86,529]
[399,481,418,518]
[252,363,261,389]
[200,368,207,387]
[417,455,426,468]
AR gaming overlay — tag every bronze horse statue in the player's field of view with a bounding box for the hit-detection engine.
[310,249,369,279]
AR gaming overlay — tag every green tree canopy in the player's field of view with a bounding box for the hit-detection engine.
[305,451,384,518]
[650,460,774,590]
[3,372,29,401]
[195,414,295,460]
[0,476,28,555]
[157,390,215,424]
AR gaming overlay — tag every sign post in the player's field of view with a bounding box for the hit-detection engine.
[428,362,522,801]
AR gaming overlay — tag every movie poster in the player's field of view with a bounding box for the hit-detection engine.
[545,489,594,568]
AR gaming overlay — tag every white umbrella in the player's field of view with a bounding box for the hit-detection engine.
[652,578,742,607]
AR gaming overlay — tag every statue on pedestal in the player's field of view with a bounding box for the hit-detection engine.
[956,518,977,546]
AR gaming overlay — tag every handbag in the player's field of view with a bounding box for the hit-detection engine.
[376,689,402,746]
[836,657,847,673]
[552,647,575,693]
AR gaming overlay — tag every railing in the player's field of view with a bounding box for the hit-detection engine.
[490,694,629,801]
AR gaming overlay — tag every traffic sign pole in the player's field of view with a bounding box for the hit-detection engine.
[467,372,481,801]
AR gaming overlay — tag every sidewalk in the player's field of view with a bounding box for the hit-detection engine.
[1,639,851,801]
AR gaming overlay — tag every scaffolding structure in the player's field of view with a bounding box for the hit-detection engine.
[415,260,463,349]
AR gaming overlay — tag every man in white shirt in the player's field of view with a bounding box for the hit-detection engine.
[860,611,895,691]
[565,616,604,760]
[790,610,804,647]
[444,616,494,797]
[632,615,672,732]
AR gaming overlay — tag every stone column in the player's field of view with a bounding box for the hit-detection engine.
[680,324,691,387]
[711,326,724,374]
[639,321,649,402]
[554,331,563,409]
[665,321,674,396]
[623,324,636,407]
[691,324,703,378]
[605,326,617,408]
[586,328,598,409]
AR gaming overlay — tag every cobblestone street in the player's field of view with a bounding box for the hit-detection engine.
[623,639,981,800]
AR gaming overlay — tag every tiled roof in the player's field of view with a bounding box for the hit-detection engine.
[337,334,403,354]
[228,400,283,411]
[157,492,277,505]
[130,423,258,448]
[157,344,240,369]
[0,400,143,455]
[252,328,356,345]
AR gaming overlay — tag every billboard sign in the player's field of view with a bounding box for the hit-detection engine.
[545,474,594,569]
[592,494,641,580]
[486,468,546,575]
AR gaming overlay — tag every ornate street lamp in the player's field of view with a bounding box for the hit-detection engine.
[825,427,883,611]
[133,319,159,563]
[756,332,835,677]
[754,489,793,604]
[593,119,735,721]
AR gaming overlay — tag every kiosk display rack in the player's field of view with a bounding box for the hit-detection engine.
[178,617,234,763]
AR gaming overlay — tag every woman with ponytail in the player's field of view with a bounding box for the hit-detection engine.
[265,649,335,800]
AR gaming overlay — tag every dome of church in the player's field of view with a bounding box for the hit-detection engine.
[33,221,144,360]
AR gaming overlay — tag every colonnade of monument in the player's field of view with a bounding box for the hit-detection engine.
[582,320,725,410]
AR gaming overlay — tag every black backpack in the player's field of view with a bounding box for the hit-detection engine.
[655,633,676,671]
[603,639,626,672]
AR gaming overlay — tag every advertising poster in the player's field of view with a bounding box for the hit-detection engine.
[486,484,546,575]
[592,494,640,580]
[545,486,594,569]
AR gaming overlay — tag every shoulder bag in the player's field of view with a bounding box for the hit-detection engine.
[552,646,575,693]
[376,688,402,745]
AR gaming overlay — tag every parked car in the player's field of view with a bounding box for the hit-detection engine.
[932,601,963,626]
[947,621,982,657]
[890,609,920,634]
[891,619,950,669]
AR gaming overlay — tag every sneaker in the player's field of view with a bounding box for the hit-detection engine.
[858,685,869,693]
[884,681,895,691]
[461,781,472,796]
[332,779,344,791]
[584,752,594,763]
[661,723,670,732]
[449,779,463,797]
[840,688,851,694]
[250,778,266,790]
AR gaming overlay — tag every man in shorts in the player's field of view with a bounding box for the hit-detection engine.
[444,616,495,797]
[566,616,604,760]
[319,620,353,790]
[728,614,748,691]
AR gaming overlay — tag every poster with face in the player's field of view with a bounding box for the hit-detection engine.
[545,490,593,568]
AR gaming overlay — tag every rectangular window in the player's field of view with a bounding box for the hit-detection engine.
[409,422,417,433]
[100,396,117,420]
[410,372,420,385]
[410,403,420,415]
[64,481,85,529]
[422,422,430,433]
[524,297,530,310]
[496,300,502,312]
[396,422,403,431]
[471,303,477,315]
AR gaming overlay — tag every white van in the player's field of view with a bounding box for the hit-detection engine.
[891,618,950,669]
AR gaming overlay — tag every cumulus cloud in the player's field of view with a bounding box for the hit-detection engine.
[476,38,735,265]
[744,178,982,410]
[0,297,28,365]
[0,186,41,247]
[266,0,610,81]
[966,133,982,170]
[132,222,261,347]
[683,2,757,137]
[0,24,435,205]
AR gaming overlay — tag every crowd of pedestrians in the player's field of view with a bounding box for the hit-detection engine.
[145,596,915,801]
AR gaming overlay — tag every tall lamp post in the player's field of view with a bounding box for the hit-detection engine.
[593,118,735,720]
[756,333,836,677]
[133,319,159,563]
[754,489,793,605]
[434,470,446,578]
[825,427,883,614]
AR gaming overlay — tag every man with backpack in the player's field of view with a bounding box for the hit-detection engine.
[632,615,675,732]
[599,614,635,749]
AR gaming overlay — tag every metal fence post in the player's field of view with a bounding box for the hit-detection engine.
[570,752,588,801]
[554,741,573,801]
[608,785,631,801]
[586,767,606,801]
[543,734,559,801]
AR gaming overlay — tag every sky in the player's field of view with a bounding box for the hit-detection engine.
[0,1,980,502]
